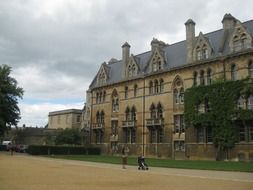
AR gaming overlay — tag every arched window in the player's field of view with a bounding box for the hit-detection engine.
[101,111,104,123]
[96,92,99,103]
[249,62,253,78]
[103,91,106,102]
[173,77,184,105]
[131,107,136,121]
[196,44,209,60]
[128,65,132,77]
[154,80,159,94]
[160,79,164,93]
[237,96,244,109]
[112,89,119,112]
[150,104,156,119]
[207,68,212,85]
[200,70,205,85]
[96,111,100,123]
[99,91,102,103]
[233,32,249,52]
[231,64,237,81]
[179,88,184,104]
[157,103,163,119]
[174,89,179,104]
[125,86,128,99]
[149,81,153,95]
[125,107,131,121]
[134,84,138,97]
[193,72,198,86]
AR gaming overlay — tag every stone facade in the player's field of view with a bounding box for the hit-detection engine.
[48,14,253,161]
[48,109,82,129]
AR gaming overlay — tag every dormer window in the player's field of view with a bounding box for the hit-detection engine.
[230,22,252,52]
[127,59,138,78]
[151,52,164,72]
[196,45,209,61]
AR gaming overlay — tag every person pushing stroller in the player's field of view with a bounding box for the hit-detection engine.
[137,155,149,170]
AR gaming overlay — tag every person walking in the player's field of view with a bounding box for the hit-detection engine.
[122,146,129,169]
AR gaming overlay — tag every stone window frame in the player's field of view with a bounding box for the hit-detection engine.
[231,64,237,81]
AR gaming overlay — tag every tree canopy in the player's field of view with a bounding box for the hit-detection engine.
[55,128,82,145]
[0,65,24,137]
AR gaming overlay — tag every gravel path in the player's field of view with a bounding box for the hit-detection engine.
[0,152,252,190]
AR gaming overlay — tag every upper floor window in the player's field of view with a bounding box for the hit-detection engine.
[196,44,209,61]
[247,95,253,110]
[231,64,237,81]
[193,72,198,86]
[174,115,185,133]
[150,104,156,119]
[127,61,138,78]
[249,62,253,78]
[112,90,119,112]
[199,70,205,85]
[157,103,163,119]
[131,107,137,121]
[154,80,159,94]
[96,111,105,123]
[125,106,136,121]
[124,86,128,99]
[98,72,106,85]
[232,31,250,52]
[152,53,163,72]
[134,84,138,97]
[237,96,245,109]
[149,78,164,95]
[149,81,153,95]
[160,79,164,92]
[173,77,184,105]
[207,68,212,85]
[125,107,131,121]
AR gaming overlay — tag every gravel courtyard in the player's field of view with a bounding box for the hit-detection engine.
[0,152,252,190]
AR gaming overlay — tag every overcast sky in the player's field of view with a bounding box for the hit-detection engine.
[0,0,252,127]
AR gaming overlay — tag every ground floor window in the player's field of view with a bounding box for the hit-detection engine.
[149,128,163,143]
[123,128,136,143]
[95,131,103,144]
[174,141,185,151]
[196,126,213,143]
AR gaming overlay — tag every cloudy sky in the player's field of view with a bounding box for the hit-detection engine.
[0,0,252,127]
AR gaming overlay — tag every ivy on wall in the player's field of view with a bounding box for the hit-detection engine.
[184,78,253,159]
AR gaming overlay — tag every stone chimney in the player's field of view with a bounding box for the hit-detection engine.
[121,42,130,78]
[122,42,130,64]
[185,19,196,63]
[222,13,236,30]
[151,38,166,52]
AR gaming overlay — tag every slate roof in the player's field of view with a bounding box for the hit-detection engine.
[90,19,253,89]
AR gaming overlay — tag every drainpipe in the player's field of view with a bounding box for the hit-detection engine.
[142,78,146,156]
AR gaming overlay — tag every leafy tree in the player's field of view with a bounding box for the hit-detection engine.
[55,128,82,145]
[0,65,23,137]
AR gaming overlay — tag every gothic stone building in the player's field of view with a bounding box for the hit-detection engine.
[86,14,253,160]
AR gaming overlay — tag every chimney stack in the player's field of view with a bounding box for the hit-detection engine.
[121,42,130,78]
[185,19,196,63]
[222,13,236,30]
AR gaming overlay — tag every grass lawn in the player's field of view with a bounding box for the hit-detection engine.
[44,155,253,172]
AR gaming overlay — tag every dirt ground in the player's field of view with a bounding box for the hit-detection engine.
[0,152,253,190]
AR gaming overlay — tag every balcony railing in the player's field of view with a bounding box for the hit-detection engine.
[145,118,164,127]
[122,120,136,128]
[110,134,118,142]
[92,123,105,130]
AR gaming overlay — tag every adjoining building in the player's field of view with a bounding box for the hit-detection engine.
[48,109,83,129]
[48,14,253,161]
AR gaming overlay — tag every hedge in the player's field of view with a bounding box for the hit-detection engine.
[27,145,101,155]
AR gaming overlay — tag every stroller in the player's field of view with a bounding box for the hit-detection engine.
[137,156,149,170]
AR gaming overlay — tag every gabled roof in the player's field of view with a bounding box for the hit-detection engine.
[90,19,253,89]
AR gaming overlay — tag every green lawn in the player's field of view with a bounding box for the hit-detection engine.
[44,155,253,172]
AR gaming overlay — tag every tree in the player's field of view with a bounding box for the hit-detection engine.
[55,128,82,145]
[0,65,23,137]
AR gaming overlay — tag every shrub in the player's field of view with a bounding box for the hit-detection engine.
[27,145,100,155]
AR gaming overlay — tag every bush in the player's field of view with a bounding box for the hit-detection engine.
[27,145,101,155]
